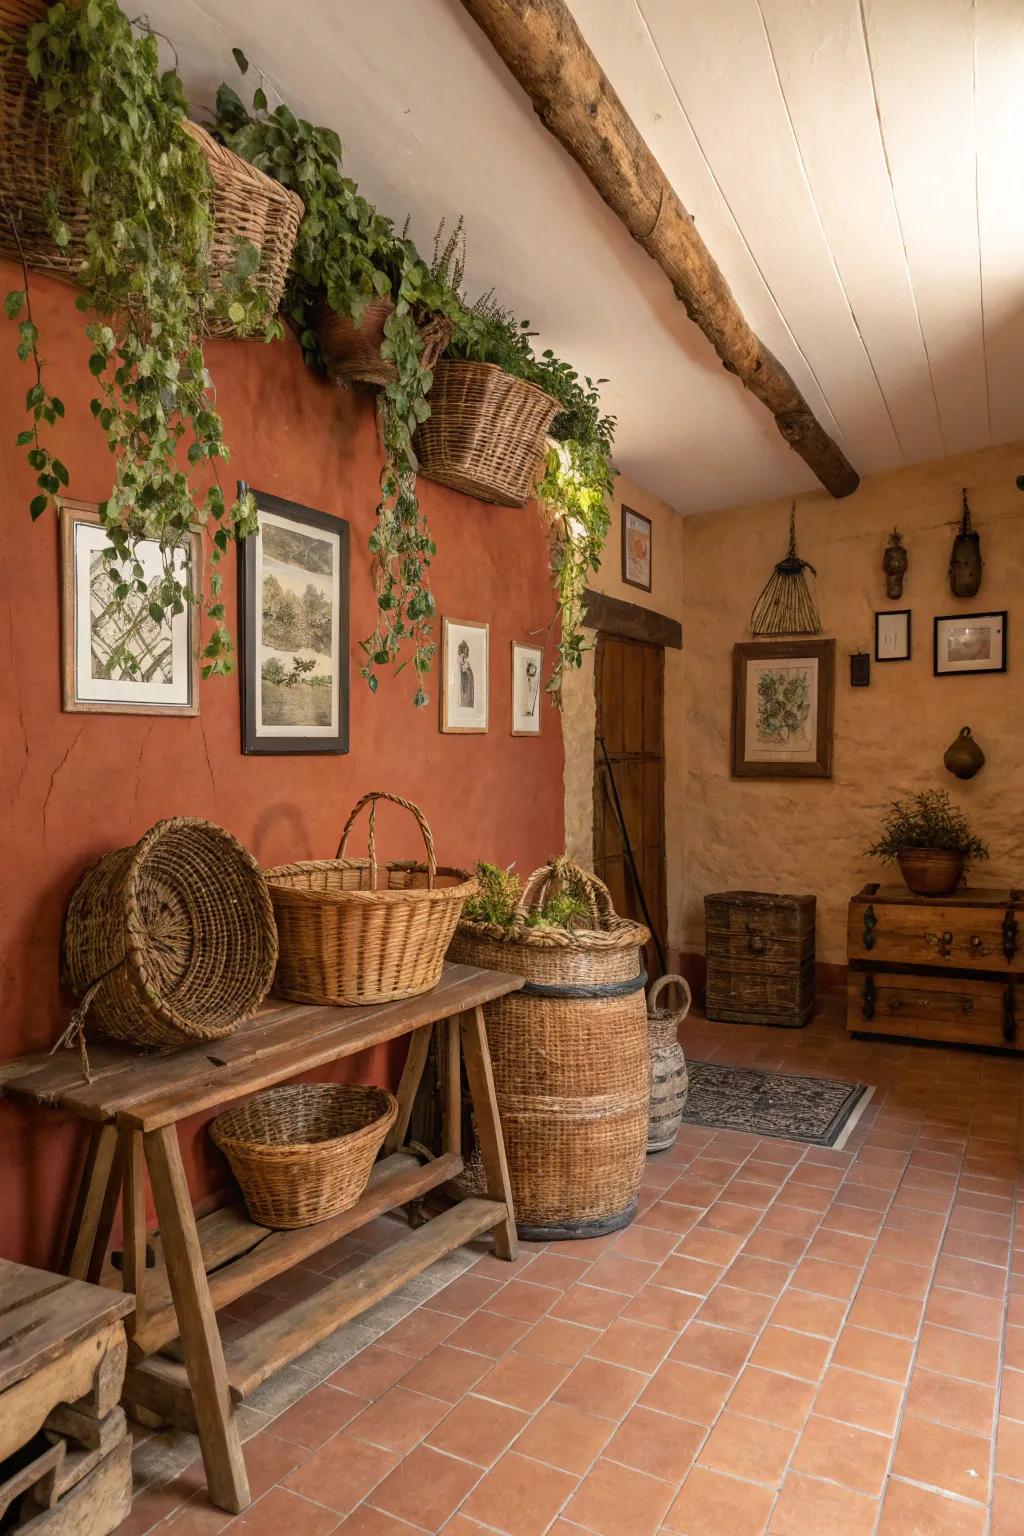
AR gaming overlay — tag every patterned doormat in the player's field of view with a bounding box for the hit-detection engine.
[679,1061,873,1149]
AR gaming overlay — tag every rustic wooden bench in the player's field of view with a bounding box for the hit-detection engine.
[0,963,522,1515]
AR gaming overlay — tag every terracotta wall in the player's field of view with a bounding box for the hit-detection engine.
[0,265,564,1267]
[679,438,1024,970]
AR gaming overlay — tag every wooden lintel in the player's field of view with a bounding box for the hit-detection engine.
[583,588,682,649]
[459,0,859,499]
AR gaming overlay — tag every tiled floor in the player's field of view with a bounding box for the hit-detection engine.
[117,996,1024,1536]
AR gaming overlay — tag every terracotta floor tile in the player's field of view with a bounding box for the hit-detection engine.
[942,1228,1010,1268]
[586,1255,659,1296]
[670,1321,753,1375]
[329,1347,414,1400]
[893,1414,991,1502]
[475,1352,568,1412]
[283,1434,398,1515]
[380,1310,462,1358]
[461,1452,576,1536]
[640,1360,733,1425]
[230,1430,308,1500]
[761,1203,823,1239]
[445,1311,530,1358]
[398,1346,491,1402]
[587,1317,675,1373]
[804,1229,872,1267]
[748,1324,830,1381]
[814,1365,903,1435]
[555,1357,647,1420]
[727,1365,815,1431]
[514,1401,613,1474]
[270,1385,369,1449]
[160,1501,233,1536]
[637,1200,702,1236]
[523,1254,593,1291]
[697,1203,762,1238]
[665,1178,724,1209]
[996,1415,1024,1479]
[423,1275,502,1317]
[769,1288,846,1338]
[992,1475,1024,1536]
[516,1316,600,1367]
[485,1281,560,1324]
[846,1287,924,1339]
[336,1510,425,1536]
[369,1445,481,1532]
[722,1255,791,1297]
[609,1224,680,1262]
[621,1284,701,1331]
[876,1478,987,1536]
[925,1286,1005,1339]
[741,1229,807,1265]
[1006,1325,1024,1371]
[934,1253,1007,1299]
[603,1404,704,1481]
[232,1487,341,1536]
[916,1323,1001,1384]
[675,1227,746,1266]
[348,1387,449,1454]
[426,1396,529,1466]
[550,1284,627,1329]
[655,1254,725,1296]
[694,1285,775,1334]
[563,1456,675,1536]
[768,1471,878,1536]
[872,1229,940,1267]
[1000,1366,1024,1421]
[905,1367,996,1435]
[790,1256,861,1300]
[726,1180,776,1210]
[792,1414,892,1496]
[831,1324,915,1382]
[820,1204,885,1239]
[665,1466,775,1536]
[697,1410,796,1487]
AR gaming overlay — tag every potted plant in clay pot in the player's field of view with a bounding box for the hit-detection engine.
[866,789,988,897]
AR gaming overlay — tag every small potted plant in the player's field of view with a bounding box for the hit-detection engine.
[866,789,988,896]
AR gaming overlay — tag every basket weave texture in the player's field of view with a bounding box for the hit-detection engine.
[448,859,651,1233]
[265,792,475,1007]
[646,974,691,1153]
[414,359,559,507]
[0,0,303,337]
[210,1083,397,1229]
[318,297,452,388]
[62,817,278,1050]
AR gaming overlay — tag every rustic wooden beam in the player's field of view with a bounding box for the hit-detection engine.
[582,588,682,649]
[459,0,859,500]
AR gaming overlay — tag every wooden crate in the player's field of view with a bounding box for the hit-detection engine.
[704,891,816,1028]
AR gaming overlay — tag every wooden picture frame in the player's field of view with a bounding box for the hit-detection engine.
[511,641,543,736]
[933,611,1007,677]
[621,505,652,592]
[440,617,489,734]
[875,609,911,662]
[732,638,835,779]
[238,487,349,755]
[59,498,201,716]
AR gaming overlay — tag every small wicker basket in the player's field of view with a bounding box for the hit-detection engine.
[646,974,691,1154]
[318,298,452,389]
[414,359,559,507]
[265,791,475,1007]
[0,0,303,337]
[210,1083,398,1229]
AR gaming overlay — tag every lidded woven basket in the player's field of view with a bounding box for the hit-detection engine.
[210,1083,398,1229]
[265,791,475,1007]
[414,359,559,507]
[0,0,303,337]
[318,297,451,389]
[62,817,278,1050]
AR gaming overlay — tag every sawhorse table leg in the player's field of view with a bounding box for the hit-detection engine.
[460,1006,517,1261]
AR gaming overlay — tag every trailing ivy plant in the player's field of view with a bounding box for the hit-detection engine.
[3,0,276,675]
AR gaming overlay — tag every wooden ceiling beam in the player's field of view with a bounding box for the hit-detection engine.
[459,0,860,499]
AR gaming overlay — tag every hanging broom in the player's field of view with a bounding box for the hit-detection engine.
[750,505,822,636]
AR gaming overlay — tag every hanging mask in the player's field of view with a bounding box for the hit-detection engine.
[949,489,982,598]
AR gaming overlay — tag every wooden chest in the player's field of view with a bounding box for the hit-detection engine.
[847,884,1024,1050]
[705,891,816,1028]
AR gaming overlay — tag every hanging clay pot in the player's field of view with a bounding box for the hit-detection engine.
[944,726,986,781]
[882,528,908,599]
[949,489,983,598]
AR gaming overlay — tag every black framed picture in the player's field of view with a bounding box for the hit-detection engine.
[933,611,1007,678]
[875,609,911,662]
[238,487,349,754]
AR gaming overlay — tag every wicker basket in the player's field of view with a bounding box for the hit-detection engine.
[448,858,650,1240]
[646,974,691,1154]
[0,0,303,337]
[414,359,559,507]
[210,1083,398,1229]
[318,297,452,388]
[265,791,475,1007]
[62,818,278,1051]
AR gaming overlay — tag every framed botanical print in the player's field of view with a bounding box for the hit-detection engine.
[732,639,835,779]
[933,611,1006,677]
[875,609,911,662]
[238,488,349,755]
[441,618,488,733]
[621,505,652,592]
[511,641,543,735]
[59,499,200,715]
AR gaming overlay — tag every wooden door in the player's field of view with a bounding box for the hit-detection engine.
[593,633,666,977]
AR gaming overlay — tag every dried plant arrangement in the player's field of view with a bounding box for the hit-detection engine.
[750,506,822,637]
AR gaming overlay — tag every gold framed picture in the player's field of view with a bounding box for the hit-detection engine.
[440,617,488,734]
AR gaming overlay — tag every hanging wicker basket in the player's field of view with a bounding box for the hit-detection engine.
[210,1083,398,1229]
[317,297,452,389]
[265,791,475,1007]
[414,359,559,507]
[646,974,691,1154]
[0,0,303,337]
[448,858,650,1239]
[62,817,278,1051]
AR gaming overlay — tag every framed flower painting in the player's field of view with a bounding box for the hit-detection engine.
[731,639,835,779]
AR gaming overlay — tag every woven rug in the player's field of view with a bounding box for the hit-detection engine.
[679,1061,872,1149]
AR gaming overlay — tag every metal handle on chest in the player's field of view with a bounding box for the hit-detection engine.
[862,904,877,951]
[924,929,954,958]
[746,923,766,955]
[1004,986,1017,1043]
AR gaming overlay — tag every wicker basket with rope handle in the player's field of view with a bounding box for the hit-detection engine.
[645,973,691,1153]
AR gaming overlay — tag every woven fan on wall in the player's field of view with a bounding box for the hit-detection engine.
[750,506,822,636]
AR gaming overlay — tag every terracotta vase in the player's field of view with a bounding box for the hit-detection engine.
[943,726,986,781]
[897,848,965,897]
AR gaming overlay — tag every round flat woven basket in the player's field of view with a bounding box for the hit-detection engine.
[62,817,278,1051]
[414,359,559,507]
[0,0,303,336]
[265,791,475,1006]
[318,297,451,388]
[210,1083,398,1229]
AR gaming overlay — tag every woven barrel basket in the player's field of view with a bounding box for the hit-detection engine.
[646,974,691,1154]
[318,297,452,389]
[0,0,303,337]
[414,359,559,508]
[448,859,650,1240]
[62,817,278,1051]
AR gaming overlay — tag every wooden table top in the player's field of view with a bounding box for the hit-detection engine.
[0,963,523,1133]
[852,883,1022,906]
[0,1260,133,1394]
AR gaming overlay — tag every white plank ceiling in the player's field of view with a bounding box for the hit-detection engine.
[145,0,1024,514]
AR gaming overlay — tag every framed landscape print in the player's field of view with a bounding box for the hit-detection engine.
[59,499,200,715]
[621,505,652,592]
[441,618,488,733]
[934,611,1006,677]
[511,641,543,735]
[732,639,835,779]
[875,609,911,662]
[238,488,349,754]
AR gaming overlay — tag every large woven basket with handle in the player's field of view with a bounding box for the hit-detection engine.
[0,0,303,337]
[414,359,559,507]
[646,973,691,1154]
[62,817,278,1051]
[265,791,475,1007]
[448,858,650,1239]
[318,297,452,389]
